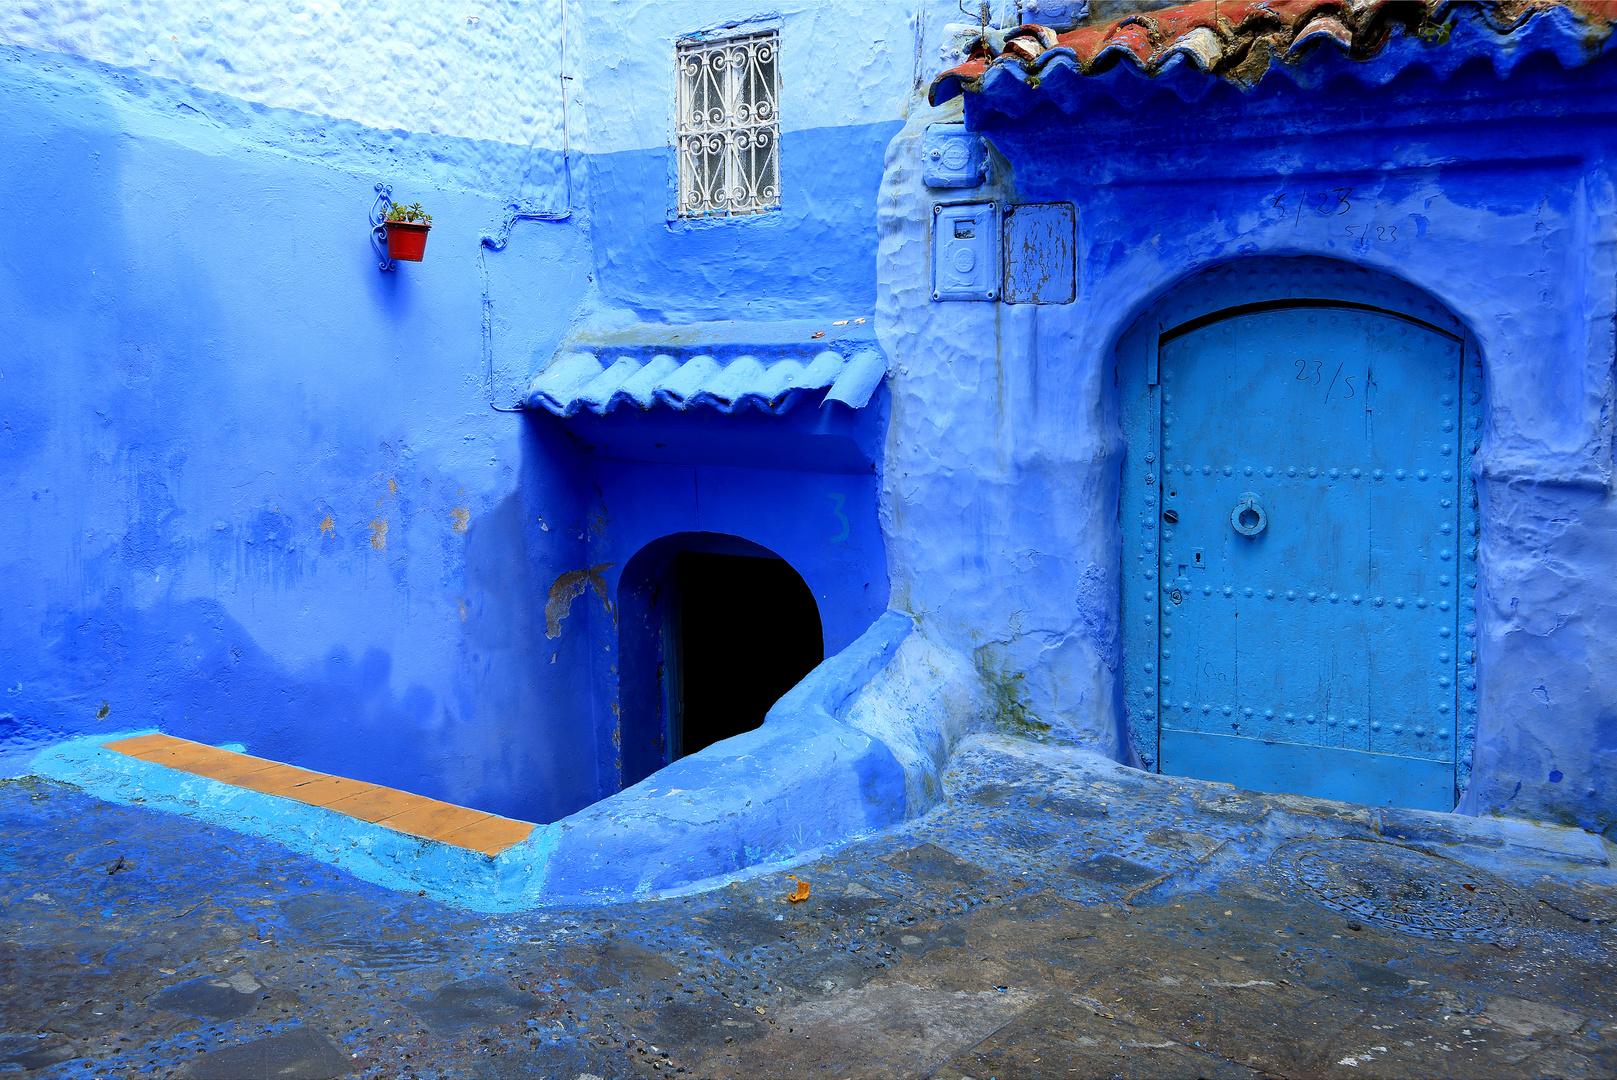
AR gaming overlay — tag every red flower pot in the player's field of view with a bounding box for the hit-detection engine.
[384,221,431,261]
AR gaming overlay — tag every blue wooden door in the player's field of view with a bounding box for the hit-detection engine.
[1155,306,1462,810]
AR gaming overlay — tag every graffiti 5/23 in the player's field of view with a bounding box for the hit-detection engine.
[1271,187,1354,223]
[1269,187,1404,241]
[1345,223,1399,242]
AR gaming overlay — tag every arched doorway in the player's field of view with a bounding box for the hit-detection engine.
[1117,260,1481,811]
[617,533,823,788]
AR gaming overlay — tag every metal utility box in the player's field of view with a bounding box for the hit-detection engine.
[932,202,999,302]
[1003,202,1077,305]
[922,123,987,189]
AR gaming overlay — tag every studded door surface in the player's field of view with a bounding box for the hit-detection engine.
[1155,306,1461,810]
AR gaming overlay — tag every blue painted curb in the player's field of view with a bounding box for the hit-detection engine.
[30,611,917,911]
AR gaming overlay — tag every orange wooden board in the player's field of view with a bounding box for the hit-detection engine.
[102,734,534,855]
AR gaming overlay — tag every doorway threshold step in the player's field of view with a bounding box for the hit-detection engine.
[100,733,534,856]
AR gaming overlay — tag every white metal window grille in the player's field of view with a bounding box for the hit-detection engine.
[675,29,780,218]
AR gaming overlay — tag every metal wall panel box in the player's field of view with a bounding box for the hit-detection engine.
[932,202,999,302]
[1020,1,1090,30]
[922,123,987,189]
[1002,202,1076,305]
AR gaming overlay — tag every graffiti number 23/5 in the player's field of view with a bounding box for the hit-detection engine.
[1293,359,1356,403]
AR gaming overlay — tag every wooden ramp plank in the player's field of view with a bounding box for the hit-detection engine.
[103,735,535,855]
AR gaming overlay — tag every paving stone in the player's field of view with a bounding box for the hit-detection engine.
[101,733,181,755]
[272,775,378,809]
[817,881,891,917]
[779,950,871,997]
[0,1034,80,1071]
[1068,852,1166,886]
[178,1028,351,1080]
[883,843,986,884]
[881,921,967,957]
[403,975,544,1036]
[562,937,680,989]
[932,993,1259,1079]
[320,784,426,824]
[149,972,262,1020]
[719,982,1035,1079]
[693,906,792,950]
[230,764,327,797]
[655,998,771,1048]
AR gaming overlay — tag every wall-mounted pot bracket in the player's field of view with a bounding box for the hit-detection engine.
[370,183,396,272]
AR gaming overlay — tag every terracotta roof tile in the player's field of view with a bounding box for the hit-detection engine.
[930,0,1617,104]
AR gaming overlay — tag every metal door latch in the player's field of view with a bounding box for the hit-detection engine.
[1232,493,1267,537]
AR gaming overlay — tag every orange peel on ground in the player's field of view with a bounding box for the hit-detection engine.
[786,875,810,903]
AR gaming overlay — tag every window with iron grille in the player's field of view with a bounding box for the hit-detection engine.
[675,28,780,218]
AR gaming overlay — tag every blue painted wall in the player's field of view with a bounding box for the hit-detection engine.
[0,40,602,822]
[583,123,899,324]
[878,19,1617,834]
[1,2,911,824]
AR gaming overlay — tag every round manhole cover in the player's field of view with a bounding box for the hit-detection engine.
[1272,838,1525,944]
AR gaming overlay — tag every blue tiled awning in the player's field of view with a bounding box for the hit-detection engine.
[525,316,888,417]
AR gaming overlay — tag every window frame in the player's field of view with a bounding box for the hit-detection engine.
[672,21,782,221]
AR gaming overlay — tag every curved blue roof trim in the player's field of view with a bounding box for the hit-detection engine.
[940,6,1613,117]
[526,348,885,417]
[823,349,888,410]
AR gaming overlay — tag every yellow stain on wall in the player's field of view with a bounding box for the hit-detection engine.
[319,515,334,536]
[369,519,388,549]
[451,506,470,532]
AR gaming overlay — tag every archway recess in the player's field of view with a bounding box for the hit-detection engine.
[617,532,823,788]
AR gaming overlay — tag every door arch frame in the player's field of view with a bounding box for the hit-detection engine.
[616,531,824,788]
[1114,256,1483,807]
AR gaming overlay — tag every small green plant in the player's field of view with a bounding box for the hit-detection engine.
[385,201,433,225]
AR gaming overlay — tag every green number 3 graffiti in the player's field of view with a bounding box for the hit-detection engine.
[828,493,849,543]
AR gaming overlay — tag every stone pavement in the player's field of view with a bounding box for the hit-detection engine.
[3,734,1614,1079]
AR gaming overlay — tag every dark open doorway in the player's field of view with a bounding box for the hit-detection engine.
[617,534,826,789]
[670,552,824,758]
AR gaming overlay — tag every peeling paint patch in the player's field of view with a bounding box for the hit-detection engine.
[451,505,470,532]
[369,519,388,550]
[318,514,334,536]
[545,563,614,639]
